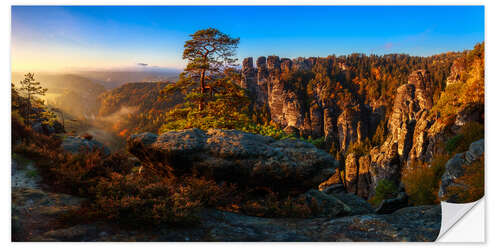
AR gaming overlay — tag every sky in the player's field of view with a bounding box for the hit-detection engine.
[11,6,484,72]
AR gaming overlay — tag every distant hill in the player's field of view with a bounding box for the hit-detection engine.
[11,72,107,117]
[76,69,181,89]
[96,81,184,137]
[11,72,106,95]
[98,81,181,116]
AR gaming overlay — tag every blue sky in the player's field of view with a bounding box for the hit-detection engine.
[11,6,484,72]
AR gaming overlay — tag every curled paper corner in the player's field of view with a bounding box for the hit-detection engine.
[436,198,484,242]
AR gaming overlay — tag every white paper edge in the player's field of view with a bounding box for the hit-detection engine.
[436,198,485,242]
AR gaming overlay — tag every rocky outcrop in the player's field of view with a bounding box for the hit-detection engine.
[446,57,466,86]
[367,70,435,194]
[387,70,433,161]
[337,107,366,152]
[302,189,352,218]
[344,153,373,199]
[12,187,84,241]
[375,192,409,214]
[62,136,110,156]
[127,129,339,193]
[439,139,484,203]
[18,205,441,242]
[324,191,375,215]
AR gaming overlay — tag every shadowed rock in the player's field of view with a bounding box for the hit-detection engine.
[128,128,338,193]
[61,136,110,156]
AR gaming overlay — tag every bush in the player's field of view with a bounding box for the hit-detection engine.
[442,156,484,203]
[239,191,320,218]
[456,121,484,152]
[445,135,464,154]
[445,122,483,154]
[241,123,295,140]
[13,138,122,196]
[369,179,399,206]
[90,173,239,226]
[401,154,448,205]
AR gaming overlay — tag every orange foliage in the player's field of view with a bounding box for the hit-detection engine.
[119,129,128,137]
[442,156,484,203]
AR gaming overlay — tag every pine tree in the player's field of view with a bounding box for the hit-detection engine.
[18,73,47,126]
[165,28,239,111]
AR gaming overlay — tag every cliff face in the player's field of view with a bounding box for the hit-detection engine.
[241,56,372,151]
[367,70,436,192]
[241,59,442,198]
[240,51,484,201]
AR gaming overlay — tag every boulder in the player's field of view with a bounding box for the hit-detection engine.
[321,183,346,194]
[62,136,110,156]
[325,192,375,215]
[375,192,408,214]
[128,129,339,193]
[302,189,351,218]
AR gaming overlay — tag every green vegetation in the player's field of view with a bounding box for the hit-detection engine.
[369,179,399,206]
[159,28,293,139]
[241,123,295,140]
[166,28,240,111]
[17,73,48,126]
[446,121,484,154]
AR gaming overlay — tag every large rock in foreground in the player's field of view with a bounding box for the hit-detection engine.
[62,136,110,156]
[24,205,441,242]
[128,129,339,192]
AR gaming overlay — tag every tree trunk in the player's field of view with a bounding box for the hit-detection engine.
[27,91,31,126]
[199,69,206,110]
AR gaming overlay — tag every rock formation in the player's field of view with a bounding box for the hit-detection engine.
[62,135,110,156]
[367,70,436,193]
[240,56,369,151]
[128,128,339,193]
[240,57,463,199]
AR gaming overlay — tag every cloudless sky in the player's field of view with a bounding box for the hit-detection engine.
[11,6,484,72]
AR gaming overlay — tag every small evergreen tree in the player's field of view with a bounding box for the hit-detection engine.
[18,73,47,125]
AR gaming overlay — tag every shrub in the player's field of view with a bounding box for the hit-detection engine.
[456,121,484,152]
[401,154,448,205]
[445,122,483,154]
[445,135,464,154]
[13,139,112,196]
[369,179,399,206]
[90,173,238,226]
[239,191,320,218]
[442,156,484,203]
[241,123,295,140]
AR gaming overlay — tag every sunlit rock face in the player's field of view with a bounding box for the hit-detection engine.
[368,70,435,191]
[241,57,480,201]
[240,56,370,151]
